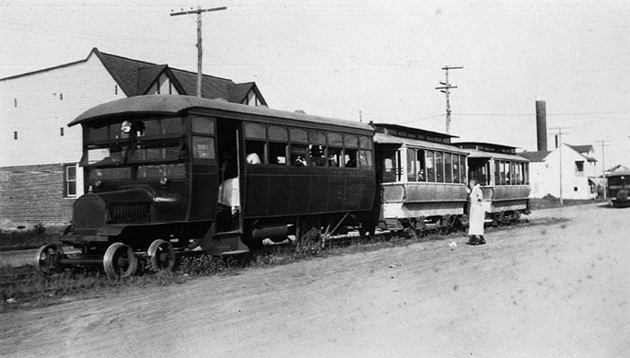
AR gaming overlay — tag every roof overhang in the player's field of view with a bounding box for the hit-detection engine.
[374,133,469,155]
[466,149,530,162]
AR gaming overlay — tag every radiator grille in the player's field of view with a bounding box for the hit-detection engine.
[110,203,151,223]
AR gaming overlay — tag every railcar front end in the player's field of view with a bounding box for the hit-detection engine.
[607,171,630,207]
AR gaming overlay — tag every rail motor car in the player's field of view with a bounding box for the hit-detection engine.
[37,95,376,277]
[454,142,531,225]
[607,170,630,207]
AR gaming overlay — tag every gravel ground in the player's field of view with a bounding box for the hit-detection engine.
[1,202,629,358]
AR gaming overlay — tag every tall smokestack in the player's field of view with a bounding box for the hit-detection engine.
[536,100,547,151]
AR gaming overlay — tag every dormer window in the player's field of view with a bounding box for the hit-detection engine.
[147,73,179,95]
[243,90,261,106]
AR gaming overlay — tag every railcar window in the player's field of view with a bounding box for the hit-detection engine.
[192,136,215,159]
[90,126,108,142]
[328,133,343,147]
[268,126,288,141]
[268,126,288,165]
[359,150,373,168]
[89,167,131,181]
[160,118,182,135]
[245,123,266,139]
[309,130,326,145]
[426,151,435,182]
[499,162,507,185]
[453,155,461,183]
[143,121,160,137]
[87,145,127,165]
[496,161,502,185]
[407,148,417,181]
[308,130,326,166]
[359,136,372,149]
[129,141,183,162]
[435,152,444,183]
[328,147,342,167]
[309,145,326,166]
[269,142,287,165]
[290,128,308,143]
[246,140,265,164]
[344,149,358,168]
[381,151,399,183]
[344,135,358,148]
[444,153,453,183]
[514,162,522,185]
[291,144,307,166]
[191,116,215,135]
[417,150,426,181]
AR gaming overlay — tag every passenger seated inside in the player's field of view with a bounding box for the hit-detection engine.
[246,153,261,164]
[293,156,306,166]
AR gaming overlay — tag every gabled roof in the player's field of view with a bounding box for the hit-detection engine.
[565,143,597,162]
[519,143,598,163]
[91,48,266,105]
[518,151,551,163]
[566,144,594,154]
[607,164,630,173]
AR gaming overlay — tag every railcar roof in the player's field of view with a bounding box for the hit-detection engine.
[453,141,519,152]
[607,170,630,177]
[69,95,374,133]
[465,150,530,162]
[374,133,469,155]
[371,122,457,140]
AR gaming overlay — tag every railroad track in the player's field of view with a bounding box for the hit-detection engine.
[0,265,38,289]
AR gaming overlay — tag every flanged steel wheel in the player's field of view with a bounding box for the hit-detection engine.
[147,239,176,272]
[103,242,137,278]
[34,243,64,276]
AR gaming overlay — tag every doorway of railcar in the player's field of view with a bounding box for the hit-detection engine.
[216,118,243,233]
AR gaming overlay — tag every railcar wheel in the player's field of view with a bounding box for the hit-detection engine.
[34,243,64,276]
[147,239,176,272]
[103,243,137,279]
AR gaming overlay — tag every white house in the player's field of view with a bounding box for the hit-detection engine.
[520,144,599,200]
[0,48,266,229]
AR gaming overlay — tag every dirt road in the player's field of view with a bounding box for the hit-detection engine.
[1,203,629,357]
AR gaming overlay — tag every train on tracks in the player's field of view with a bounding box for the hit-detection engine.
[35,95,531,278]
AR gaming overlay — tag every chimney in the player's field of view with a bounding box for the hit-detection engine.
[536,100,547,151]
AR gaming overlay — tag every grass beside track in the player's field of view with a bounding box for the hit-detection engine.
[0,214,568,313]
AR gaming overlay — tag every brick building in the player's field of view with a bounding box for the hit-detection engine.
[0,48,266,229]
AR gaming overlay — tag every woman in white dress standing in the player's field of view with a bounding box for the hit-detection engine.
[467,178,486,245]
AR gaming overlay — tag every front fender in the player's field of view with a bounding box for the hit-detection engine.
[45,225,73,236]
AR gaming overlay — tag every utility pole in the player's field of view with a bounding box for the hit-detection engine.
[595,139,612,199]
[550,127,570,205]
[435,65,463,134]
[171,6,227,97]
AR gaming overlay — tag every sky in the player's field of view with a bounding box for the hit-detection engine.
[2,0,629,168]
